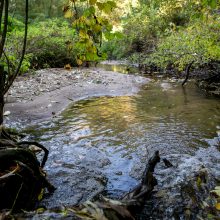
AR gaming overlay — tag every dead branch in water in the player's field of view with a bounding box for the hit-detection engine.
[182,61,194,86]
[72,151,160,220]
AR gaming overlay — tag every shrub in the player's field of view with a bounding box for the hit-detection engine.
[147,18,220,71]
[5,18,77,74]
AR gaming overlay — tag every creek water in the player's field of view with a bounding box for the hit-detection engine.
[23,65,220,218]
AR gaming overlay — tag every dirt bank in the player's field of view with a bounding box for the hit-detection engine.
[5,67,149,125]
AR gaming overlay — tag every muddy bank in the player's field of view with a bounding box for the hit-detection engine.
[5,68,149,125]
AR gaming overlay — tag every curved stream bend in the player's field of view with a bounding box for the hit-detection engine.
[23,66,220,219]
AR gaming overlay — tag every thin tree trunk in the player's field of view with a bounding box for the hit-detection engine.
[0,0,5,33]
[0,65,4,134]
[48,0,53,18]
[4,0,28,94]
[0,0,8,59]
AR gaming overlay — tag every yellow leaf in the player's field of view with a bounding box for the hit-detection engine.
[77,59,83,66]
[97,2,104,10]
[93,24,102,32]
[215,203,220,210]
[64,10,74,18]
[102,2,112,14]
[38,189,44,201]
[79,29,88,39]
[64,64,72,70]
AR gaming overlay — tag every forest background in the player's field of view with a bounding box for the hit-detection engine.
[2,0,219,75]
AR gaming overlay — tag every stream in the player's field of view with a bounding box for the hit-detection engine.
[21,64,220,219]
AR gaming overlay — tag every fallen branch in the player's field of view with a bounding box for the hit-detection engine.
[72,151,160,220]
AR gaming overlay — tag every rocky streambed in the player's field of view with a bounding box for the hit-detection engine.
[5,67,148,125]
[3,66,220,219]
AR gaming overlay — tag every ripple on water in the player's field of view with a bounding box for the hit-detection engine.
[22,80,220,217]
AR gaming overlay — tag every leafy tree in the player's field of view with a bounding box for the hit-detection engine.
[6,18,77,70]
[9,0,66,20]
[108,0,220,75]
[63,0,117,65]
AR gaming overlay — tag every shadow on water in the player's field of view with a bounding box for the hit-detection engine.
[23,66,220,218]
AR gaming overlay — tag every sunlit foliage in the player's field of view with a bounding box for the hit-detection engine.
[63,0,118,65]
[105,0,220,72]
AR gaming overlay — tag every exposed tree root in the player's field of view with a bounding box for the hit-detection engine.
[0,127,55,212]
[0,151,160,219]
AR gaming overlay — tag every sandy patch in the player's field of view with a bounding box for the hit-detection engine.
[5,67,149,125]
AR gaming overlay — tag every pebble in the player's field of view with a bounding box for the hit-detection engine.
[115,171,123,175]
[3,111,11,116]
[8,68,86,103]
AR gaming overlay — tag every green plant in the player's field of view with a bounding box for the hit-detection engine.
[4,18,77,73]
[147,17,220,71]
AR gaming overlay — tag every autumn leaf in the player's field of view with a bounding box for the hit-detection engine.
[64,64,72,70]
[77,59,83,66]
[215,203,220,211]
[64,10,74,18]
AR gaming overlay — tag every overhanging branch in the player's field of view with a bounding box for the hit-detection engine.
[4,0,29,95]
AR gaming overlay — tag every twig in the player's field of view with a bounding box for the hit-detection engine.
[10,182,24,213]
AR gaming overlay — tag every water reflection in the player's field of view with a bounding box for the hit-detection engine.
[23,80,220,207]
[97,63,138,74]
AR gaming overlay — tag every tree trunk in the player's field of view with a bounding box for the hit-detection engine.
[0,65,4,134]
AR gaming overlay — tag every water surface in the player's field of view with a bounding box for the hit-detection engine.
[23,78,220,209]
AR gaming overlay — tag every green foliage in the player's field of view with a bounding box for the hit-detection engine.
[4,0,119,73]
[4,18,77,73]
[5,0,220,74]
[105,0,220,73]
[64,0,117,65]
[10,0,66,20]
[101,33,124,60]
[148,18,220,70]
[27,19,77,69]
